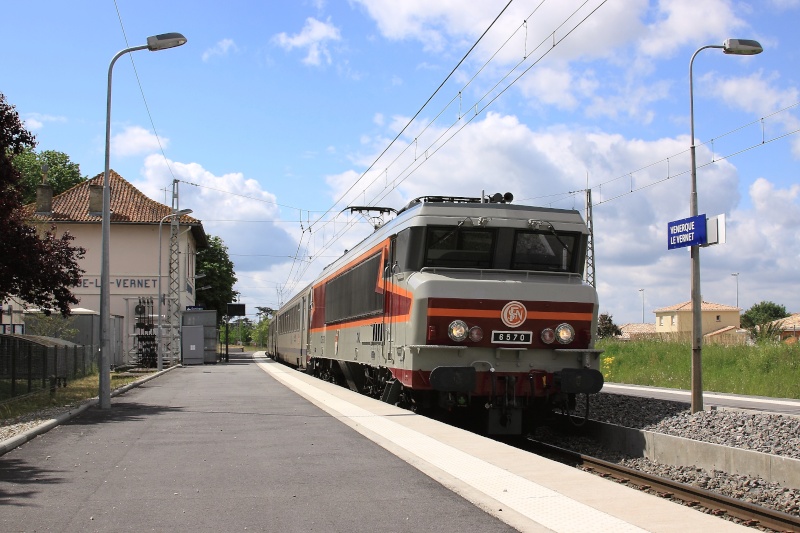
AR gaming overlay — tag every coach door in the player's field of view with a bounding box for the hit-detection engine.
[298,291,314,370]
[304,289,313,369]
[382,237,397,363]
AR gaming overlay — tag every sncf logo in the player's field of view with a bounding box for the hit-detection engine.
[501,301,527,328]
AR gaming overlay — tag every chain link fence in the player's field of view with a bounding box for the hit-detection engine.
[0,335,97,402]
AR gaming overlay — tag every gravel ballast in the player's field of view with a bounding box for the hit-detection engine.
[535,392,800,521]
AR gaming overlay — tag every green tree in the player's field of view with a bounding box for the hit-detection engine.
[195,235,238,324]
[219,317,252,345]
[597,312,621,339]
[12,148,86,204]
[231,317,253,345]
[252,318,270,348]
[255,306,275,319]
[252,306,274,348]
[0,92,85,316]
[25,313,79,339]
[741,301,789,329]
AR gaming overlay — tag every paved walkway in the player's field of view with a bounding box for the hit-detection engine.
[0,353,516,532]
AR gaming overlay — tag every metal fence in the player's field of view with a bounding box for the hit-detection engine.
[0,335,97,402]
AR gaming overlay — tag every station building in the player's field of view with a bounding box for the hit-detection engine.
[8,170,207,366]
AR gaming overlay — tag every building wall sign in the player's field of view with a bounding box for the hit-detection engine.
[667,214,707,250]
[75,277,159,290]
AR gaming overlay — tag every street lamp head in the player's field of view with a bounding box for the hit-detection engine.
[147,33,188,51]
[723,39,763,55]
[177,208,193,216]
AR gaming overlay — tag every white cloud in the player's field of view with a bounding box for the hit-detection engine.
[705,70,799,117]
[24,118,43,130]
[516,67,599,111]
[586,79,671,123]
[134,155,298,279]
[352,0,643,61]
[350,0,490,51]
[22,113,66,131]
[638,0,747,58]
[273,17,341,66]
[699,70,800,156]
[712,178,800,306]
[111,126,164,157]
[202,38,238,62]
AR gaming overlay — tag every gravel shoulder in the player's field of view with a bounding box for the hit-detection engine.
[1,401,94,443]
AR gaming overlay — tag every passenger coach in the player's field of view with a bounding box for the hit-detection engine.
[269,194,604,434]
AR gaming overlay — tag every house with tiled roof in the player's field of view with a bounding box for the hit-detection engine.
[767,313,800,342]
[20,170,207,365]
[618,322,657,340]
[653,300,740,336]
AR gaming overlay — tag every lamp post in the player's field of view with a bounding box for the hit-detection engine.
[688,39,762,414]
[731,272,739,309]
[99,33,187,409]
[639,289,645,323]
[157,209,193,371]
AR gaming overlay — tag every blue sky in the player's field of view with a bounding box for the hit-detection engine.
[3,0,799,325]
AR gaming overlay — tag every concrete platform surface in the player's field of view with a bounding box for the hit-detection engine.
[0,352,752,532]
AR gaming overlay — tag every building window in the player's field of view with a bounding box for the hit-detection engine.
[716,315,721,322]
[671,316,676,326]
[659,316,663,326]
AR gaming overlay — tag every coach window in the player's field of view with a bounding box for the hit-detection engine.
[511,230,578,273]
[424,226,495,268]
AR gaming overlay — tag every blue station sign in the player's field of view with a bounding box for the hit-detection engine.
[668,214,707,250]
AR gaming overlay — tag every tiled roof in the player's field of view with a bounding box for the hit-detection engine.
[654,301,740,313]
[619,323,657,334]
[617,323,657,340]
[21,170,206,247]
[770,313,800,330]
[22,170,200,225]
[705,325,739,337]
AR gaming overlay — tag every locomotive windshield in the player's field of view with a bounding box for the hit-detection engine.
[511,230,578,272]
[420,225,581,273]
[424,227,495,268]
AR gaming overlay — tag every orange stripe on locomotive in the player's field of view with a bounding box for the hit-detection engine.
[308,239,413,333]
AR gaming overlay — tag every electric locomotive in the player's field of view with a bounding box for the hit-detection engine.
[269,193,603,434]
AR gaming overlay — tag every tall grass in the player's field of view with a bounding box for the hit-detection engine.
[598,338,800,399]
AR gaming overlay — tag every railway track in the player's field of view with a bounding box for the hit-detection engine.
[526,439,800,533]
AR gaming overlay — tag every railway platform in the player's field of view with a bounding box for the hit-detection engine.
[1,352,752,532]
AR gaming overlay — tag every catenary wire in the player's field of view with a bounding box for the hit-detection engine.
[283,0,611,294]
[306,0,517,233]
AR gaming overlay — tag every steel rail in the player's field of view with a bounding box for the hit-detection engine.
[527,439,800,533]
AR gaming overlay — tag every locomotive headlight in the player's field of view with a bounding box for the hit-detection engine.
[468,326,483,342]
[555,323,575,344]
[448,320,469,342]
[541,328,555,344]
